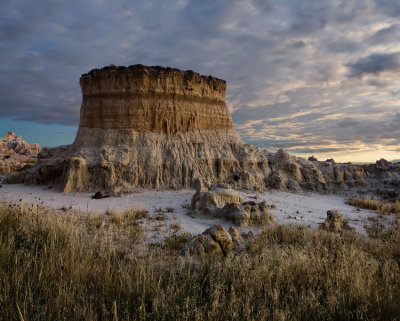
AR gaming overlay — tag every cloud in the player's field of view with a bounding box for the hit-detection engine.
[0,0,399,160]
[367,23,400,44]
[374,0,400,17]
[346,52,400,77]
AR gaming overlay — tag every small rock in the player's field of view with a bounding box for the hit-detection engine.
[92,191,103,199]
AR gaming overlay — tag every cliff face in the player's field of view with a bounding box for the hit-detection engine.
[9,65,390,194]
[78,65,232,134]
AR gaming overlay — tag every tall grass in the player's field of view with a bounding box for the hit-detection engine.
[348,197,400,216]
[0,201,399,320]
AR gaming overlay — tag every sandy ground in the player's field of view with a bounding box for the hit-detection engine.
[0,183,396,241]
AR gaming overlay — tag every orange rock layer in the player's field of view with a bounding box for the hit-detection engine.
[79,65,233,133]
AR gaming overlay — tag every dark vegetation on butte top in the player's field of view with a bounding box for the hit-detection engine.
[5,64,400,197]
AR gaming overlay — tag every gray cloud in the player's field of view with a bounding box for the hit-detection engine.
[374,0,400,17]
[367,24,400,44]
[0,0,399,159]
[346,52,400,77]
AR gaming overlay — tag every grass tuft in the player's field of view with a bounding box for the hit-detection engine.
[164,233,194,252]
[348,197,400,216]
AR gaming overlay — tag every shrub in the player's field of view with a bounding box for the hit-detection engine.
[164,233,194,251]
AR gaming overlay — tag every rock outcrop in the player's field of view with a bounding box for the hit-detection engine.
[190,185,274,226]
[0,131,41,157]
[179,224,233,256]
[7,64,398,194]
[0,131,41,173]
[190,186,245,212]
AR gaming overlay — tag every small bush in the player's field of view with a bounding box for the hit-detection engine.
[164,233,194,251]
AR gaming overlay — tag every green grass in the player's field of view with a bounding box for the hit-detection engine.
[0,201,400,320]
[348,197,400,216]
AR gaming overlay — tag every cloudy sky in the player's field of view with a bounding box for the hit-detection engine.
[1,0,400,162]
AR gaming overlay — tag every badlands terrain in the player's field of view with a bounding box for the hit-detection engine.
[1,65,399,320]
[1,65,399,237]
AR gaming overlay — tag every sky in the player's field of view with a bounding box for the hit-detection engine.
[0,0,400,162]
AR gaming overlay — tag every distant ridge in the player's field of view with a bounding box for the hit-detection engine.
[0,131,41,157]
[0,131,41,173]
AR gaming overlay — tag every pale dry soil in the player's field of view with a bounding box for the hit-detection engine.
[0,183,395,240]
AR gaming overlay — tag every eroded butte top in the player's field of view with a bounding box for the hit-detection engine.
[79,65,233,133]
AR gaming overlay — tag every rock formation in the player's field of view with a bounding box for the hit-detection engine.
[0,131,41,173]
[7,64,399,194]
[0,131,41,157]
[190,185,274,226]
[179,224,233,256]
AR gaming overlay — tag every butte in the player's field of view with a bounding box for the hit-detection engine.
[11,64,373,194]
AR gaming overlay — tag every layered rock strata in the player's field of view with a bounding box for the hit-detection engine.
[8,65,396,194]
[0,131,41,173]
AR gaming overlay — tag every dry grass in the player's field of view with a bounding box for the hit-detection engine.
[109,206,148,225]
[0,201,400,320]
[348,197,400,216]
[164,233,194,252]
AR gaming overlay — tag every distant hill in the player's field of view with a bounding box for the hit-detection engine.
[0,131,42,173]
[0,131,41,157]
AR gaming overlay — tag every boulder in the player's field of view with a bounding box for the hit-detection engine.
[190,186,245,211]
[190,186,274,226]
[179,224,233,256]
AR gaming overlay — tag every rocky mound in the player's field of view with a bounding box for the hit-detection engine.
[190,185,273,226]
[6,65,397,194]
[179,224,233,256]
[0,131,41,173]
